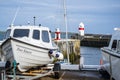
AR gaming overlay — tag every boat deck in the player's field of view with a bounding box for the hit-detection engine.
[39,70,109,80]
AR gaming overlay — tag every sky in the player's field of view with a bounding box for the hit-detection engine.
[0,0,120,34]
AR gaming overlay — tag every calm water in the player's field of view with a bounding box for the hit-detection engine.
[80,46,102,65]
[0,33,4,40]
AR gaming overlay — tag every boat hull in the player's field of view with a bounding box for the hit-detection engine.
[1,38,56,72]
[101,48,120,80]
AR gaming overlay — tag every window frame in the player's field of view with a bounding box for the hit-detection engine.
[4,29,11,39]
[13,29,30,38]
[32,30,40,40]
[42,30,50,43]
[111,39,117,50]
[117,40,120,52]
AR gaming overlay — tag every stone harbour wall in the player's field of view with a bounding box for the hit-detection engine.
[53,39,80,64]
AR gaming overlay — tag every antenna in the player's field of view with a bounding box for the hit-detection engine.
[33,16,36,26]
[11,7,20,25]
[63,0,69,64]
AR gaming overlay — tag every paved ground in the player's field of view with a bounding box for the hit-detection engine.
[37,70,109,80]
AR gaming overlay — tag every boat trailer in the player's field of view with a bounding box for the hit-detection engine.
[0,57,107,80]
[0,62,61,80]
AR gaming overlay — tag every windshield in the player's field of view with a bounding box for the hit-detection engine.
[42,30,50,43]
[33,30,40,40]
[13,29,29,37]
[4,29,11,39]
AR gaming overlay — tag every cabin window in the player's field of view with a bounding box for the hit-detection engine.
[42,30,50,43]
[4,29,11,39]
[33,30,40,40]
[13,29,29,37]
[111,40,117,50]
[117,40,120,52]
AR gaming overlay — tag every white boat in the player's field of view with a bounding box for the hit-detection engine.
[101,28,120,80]
[1,25,63,72]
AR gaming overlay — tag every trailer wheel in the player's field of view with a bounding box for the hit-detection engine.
[54,72,60,79]
[53,62,61,79]
[99,68,110,79]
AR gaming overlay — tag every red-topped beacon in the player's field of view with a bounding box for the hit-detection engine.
[79,22,84,36]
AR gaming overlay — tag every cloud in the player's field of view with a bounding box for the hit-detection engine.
[0,0,120,34]
[44,15,56,20]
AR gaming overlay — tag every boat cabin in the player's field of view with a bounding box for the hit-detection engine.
[3,25,53,46]
[108,28,120,52]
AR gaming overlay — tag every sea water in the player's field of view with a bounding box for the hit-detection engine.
[80,46,102,65]
[0,33,4,40]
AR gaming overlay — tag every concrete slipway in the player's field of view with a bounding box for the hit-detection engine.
[39,70,109,80]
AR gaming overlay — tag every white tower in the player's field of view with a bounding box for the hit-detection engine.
[79,22,84,36]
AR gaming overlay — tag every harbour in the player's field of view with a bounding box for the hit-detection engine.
[35,46,109,80]
[0,31,111,80]
[0,0,119,79]
[52,32,111,47]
